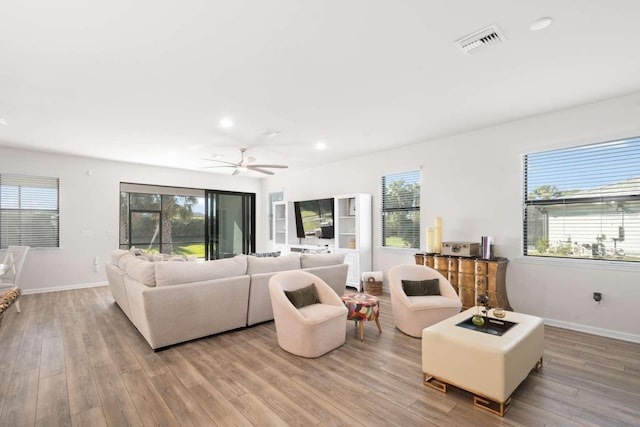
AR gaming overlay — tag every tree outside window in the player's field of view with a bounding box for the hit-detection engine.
[382,170,420,249]
[120,191,205,257]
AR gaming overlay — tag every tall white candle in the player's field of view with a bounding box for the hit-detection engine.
[434,227,442,253]
[434,216,442,228]
[427,227,434,252]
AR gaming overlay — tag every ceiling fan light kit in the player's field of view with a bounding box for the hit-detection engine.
[202,148,288,175]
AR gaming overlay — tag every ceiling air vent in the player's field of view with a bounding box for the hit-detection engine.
[455,24,505,54]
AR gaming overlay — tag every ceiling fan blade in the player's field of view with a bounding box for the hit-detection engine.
[249,167,275,175]
[201,158,239,167]
[248,164,288,169]
[200,165,236,169]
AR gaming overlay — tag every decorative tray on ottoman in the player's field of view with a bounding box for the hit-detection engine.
[456,316,518,336]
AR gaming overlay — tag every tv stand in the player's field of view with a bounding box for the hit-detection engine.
[289,244,334,253]
[272,194,372,292]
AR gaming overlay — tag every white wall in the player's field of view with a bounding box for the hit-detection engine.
[262,91,640,342]
[0,147,262,293]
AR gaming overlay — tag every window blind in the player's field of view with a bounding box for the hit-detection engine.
[523,136,640,262]
[0,173,60,248]
[381,170,421,249]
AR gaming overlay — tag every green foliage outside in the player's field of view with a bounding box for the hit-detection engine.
[384,178,420,249]
[121,193,205,256]
[535,238,549,253]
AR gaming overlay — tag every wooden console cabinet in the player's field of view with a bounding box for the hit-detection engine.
[414,254,511,311]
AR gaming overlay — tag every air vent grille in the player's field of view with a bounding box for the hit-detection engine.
[455,25,505,54]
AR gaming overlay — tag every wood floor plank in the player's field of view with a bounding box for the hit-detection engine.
[35,372,71,426]
[149,371,214,427]
[1,286,639,427]
[70,407,108,427]
[40,335,65,379]
[65,359,101,416]
[187,380,254,427]
[92,363,144,427]
[0,368,39,427]
[225,361,322,426]
[121,369,180,427]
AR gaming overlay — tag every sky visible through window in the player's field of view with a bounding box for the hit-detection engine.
[526,137,640,194]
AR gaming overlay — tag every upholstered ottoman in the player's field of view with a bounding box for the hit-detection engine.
[422,307,544,416]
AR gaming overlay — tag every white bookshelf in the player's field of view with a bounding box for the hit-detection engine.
[272,201,291,253]
[335,194,372,291]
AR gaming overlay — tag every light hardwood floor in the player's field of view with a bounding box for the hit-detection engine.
[1,286,639,426]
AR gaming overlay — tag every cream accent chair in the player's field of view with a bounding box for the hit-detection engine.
[388,264,462,337]
[269,270,348,358]
[0,246,30,313]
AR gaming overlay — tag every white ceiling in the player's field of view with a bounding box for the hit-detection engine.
[2,0,640,177]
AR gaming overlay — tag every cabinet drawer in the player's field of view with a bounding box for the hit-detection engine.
[487,261,500,276]
[458,273,475,288]
[448,271,459,286]
[458,258,475,274]
[474,261,488,275]
[459,286,476,308]
[475,276,487,293]
[425,255,435,268]
[448,258,458,272]
[433,256,449,271]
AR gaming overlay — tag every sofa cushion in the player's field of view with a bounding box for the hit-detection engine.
[111,249,130,265]
[117,253,136,269]
[300,253,345,269]
[246,253,301,275]
[155,255,248,287]
[122,255,156,287]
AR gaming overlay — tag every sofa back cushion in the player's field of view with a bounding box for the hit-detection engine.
[246,253,301,275]
[155,255,248,287]
[121,255,156,287]
[300,253,345,269]
[111,249,130,265]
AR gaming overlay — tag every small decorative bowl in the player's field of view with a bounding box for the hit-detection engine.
[493,308,506,319]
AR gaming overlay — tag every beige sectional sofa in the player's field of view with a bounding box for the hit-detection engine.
[105,250,348,350]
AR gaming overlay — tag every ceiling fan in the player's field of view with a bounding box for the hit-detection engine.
[201,147,288,175]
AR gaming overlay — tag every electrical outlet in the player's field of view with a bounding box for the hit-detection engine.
[81,230,93,237]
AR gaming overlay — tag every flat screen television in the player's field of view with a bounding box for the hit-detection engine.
[294,198,335,239]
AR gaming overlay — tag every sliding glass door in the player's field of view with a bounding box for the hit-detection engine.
[205,190,255,259]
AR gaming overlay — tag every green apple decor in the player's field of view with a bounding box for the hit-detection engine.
[472,315,485,326]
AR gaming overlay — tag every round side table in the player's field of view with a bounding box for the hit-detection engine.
[341,292,382,340]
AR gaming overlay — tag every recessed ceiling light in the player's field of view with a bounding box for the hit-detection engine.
[530,17,552,31]
[219,117,234,128]
[315,141,327,150]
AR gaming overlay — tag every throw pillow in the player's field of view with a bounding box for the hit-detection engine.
[285,284,320,308]
[402,279,440,296]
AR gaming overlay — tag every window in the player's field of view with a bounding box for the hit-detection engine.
[119,183,255,259]
[0,173,59,248]
[523,136,640,263]
[120,184,206,257]
[381,170,420,249]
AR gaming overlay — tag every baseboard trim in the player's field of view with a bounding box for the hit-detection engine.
[22,281,108,295]
[544,317,640,344]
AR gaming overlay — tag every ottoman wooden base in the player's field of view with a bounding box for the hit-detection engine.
[423,357,542,416]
